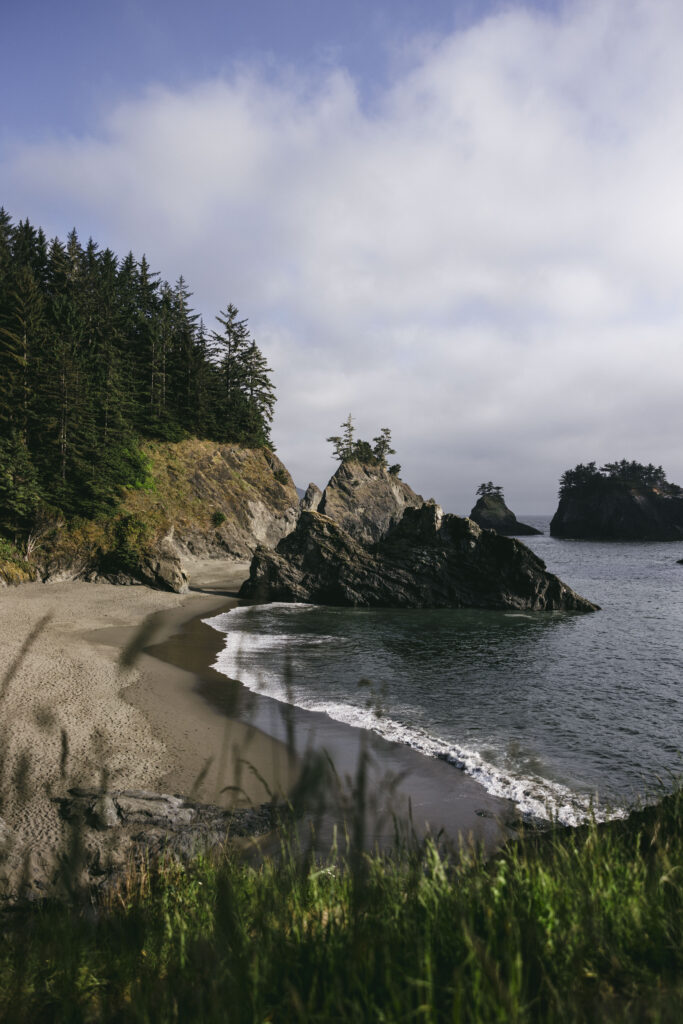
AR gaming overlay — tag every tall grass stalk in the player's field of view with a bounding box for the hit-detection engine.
[1,788,683,1022]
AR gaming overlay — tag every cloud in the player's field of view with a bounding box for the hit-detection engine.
[3,0,683,511]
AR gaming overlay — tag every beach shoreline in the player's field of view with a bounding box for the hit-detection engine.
[0,560,296,890]
[1,560,519,890]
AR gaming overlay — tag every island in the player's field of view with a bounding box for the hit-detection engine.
[469,482,542,536]
[550,460,683,540]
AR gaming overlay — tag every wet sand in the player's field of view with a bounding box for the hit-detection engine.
[141,576,521,854]
[1,558,519,884]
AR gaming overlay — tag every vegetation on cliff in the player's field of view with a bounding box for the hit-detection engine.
[552,460,683,540]
[558,460,682,497]
[326,414,400,475]
[0,209,279,582]
[469,484,541,537]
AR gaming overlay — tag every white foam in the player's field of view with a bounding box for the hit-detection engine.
[203,606,624,826]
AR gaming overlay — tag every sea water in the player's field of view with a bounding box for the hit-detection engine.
[204,518,683,825]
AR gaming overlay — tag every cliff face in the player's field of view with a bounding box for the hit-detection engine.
[240,505,598,612]
[300,483,323,512]
[2,441,299,593]
[123,440,300,559]
[318,460,424,545]
[469,494,541,536]
[550,484,683,540]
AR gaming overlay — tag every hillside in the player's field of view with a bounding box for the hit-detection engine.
[0,440,299,591]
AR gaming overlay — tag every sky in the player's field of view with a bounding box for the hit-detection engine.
[2,0,682,513]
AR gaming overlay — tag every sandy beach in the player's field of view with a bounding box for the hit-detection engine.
[0,560,296,887]
[1,560,518,892]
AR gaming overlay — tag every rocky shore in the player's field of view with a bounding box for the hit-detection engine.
[241,503,598,612]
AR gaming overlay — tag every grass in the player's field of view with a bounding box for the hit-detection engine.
[2,606,682,1022]
[1,789,683,1022]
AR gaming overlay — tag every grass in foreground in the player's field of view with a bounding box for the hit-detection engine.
[1,789,683,1023]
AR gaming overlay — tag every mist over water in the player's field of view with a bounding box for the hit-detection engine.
[205,518,683,825]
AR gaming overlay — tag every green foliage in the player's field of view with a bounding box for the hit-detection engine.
[559,460,681,497]
[211,509,227,527]
[327,415,397,468]
[0,208,277,538]
[101,512,155,575]
[477,481,504,498]
[0,432,40,530]
[2,790,683,1021]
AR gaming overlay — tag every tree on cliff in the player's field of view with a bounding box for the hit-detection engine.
[558,460,681,496]
[477,482,504,498]
[0,208,278,536]
[327,416,397,468]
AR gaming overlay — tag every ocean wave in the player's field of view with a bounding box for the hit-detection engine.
[202,605,625,827]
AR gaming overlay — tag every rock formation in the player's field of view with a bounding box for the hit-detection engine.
[551,483,683,540]
[317,460,424,545]
[300,482,323,512]
[3,441,301,593]
[240,504,598,612]
[469,493,541,536]
[0,789,277,899]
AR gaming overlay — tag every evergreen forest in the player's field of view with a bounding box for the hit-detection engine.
[0,209,275,534]
[558,459,682,497]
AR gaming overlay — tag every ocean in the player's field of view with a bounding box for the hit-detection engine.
[204,518,683,825]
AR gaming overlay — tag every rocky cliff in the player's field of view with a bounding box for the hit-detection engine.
[469,494,541,536]
[300,482,323,512]
[550,483,683,540]
[318,460,424,545]
[240,504,598,612]
[1,441,299,593]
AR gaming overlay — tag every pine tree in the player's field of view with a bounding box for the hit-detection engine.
[0,210,278,532]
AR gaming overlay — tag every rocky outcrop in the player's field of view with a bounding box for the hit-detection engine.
[124,440,300,559]
[469,494,541,536]
[318,460,424,545]
[47,788,277,894]
[240,505,598,612]
[300,482,323,512]
[4,441,300,592]
[551,483,683,540]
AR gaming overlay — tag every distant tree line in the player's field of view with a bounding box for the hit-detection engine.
[0,209,275,534]
[559,460,682,497]
[326,415,400,474]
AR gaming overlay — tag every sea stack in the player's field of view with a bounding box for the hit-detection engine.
[240,504,598,612]
[469,488,541,537]
[317,459,424,545]
[550,461,683,540]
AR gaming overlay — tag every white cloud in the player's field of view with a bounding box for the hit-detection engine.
[3,0,683,511]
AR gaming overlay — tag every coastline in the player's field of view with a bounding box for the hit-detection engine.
[141,587,521,854]
[0,560,295,889]
[1,559,519,890]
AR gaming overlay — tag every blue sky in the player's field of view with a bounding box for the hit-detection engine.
[3,1,517,139]
[2,0,682,511]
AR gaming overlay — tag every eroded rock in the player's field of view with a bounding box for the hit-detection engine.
[300,482,323,512]
[551,482,683,540]
[469,493,541,537]
[318,460,424,544]
[240,505,598,612]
